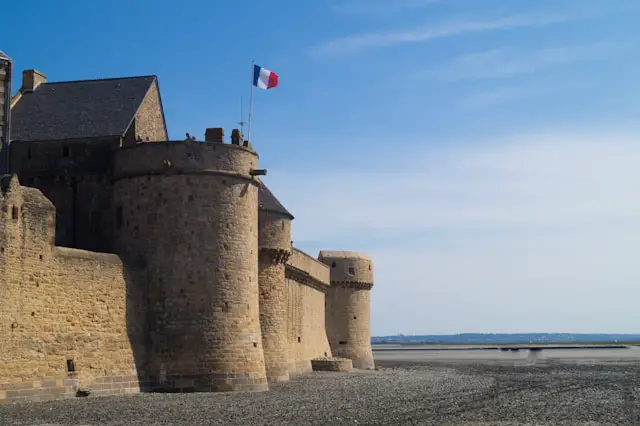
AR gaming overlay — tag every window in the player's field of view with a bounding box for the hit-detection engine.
[331,262,336,268]
[11,206,18,220]
[348,267,355,275]
[27,147,31,160]
[62,146,69,157]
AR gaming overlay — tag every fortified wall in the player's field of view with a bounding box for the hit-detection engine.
[0,135,375,404]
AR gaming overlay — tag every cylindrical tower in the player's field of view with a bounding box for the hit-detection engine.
[112,135,268,392]
[257,183,293,382]
[318,251,375,369]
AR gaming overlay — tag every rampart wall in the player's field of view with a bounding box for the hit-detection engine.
[285,248,332,375]
[0,176,144,404]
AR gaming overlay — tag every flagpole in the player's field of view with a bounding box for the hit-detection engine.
[248,60,255,142]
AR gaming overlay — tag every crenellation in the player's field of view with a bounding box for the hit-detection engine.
[0,58,376,406]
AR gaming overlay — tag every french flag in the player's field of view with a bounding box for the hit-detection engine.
[253,64,279,90]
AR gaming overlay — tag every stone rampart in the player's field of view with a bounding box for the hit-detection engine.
[285,249,332,376]
[0,176,144,404]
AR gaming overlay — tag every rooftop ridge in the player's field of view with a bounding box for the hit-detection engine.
[40,75,156,86]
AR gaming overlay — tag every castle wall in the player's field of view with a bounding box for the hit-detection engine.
[0,177,145,404]
[319,251,375,370]
[112,140,268,392]
[132,80,167,142]
[285,249,332,376]
[9,137,120,252]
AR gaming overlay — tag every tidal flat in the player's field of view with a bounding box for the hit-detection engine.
[2,356,640,425]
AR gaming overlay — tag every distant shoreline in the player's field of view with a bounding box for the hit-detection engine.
[372,341,640,348]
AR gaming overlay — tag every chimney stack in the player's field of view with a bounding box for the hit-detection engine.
[22,69,46,92]
[204,128,224,143]
[231,129,243,145]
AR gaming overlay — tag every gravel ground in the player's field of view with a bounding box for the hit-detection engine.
[2,361,640,425]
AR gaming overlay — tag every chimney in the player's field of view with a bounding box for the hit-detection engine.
[22,69,46,92]
[204,128,224,143]
[231,129,243,145]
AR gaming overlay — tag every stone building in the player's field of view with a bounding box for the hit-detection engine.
[0,64,375,404]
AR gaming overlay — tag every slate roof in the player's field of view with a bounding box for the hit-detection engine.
[259,183,294,220]
[10,75,156,142]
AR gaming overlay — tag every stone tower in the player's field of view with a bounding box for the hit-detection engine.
[112,131,268,392]
[319,251,375,369]
[257,183,293,382]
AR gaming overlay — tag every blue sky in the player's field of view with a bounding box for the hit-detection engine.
[5,0,640,335]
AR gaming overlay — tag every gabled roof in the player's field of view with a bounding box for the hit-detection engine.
[0,51,10,61]
[259,183,294,220]
[10,75,156,142]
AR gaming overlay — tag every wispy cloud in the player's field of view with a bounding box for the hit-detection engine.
[458,80,588,107]
[312,10,602,57]
[264,129,640,334]
[428,42,618,82]
[330,0,443,16]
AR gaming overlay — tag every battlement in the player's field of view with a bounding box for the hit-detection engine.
[113,137,259,182]
[318,250,374,287]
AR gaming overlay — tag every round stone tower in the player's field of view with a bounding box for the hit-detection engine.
[112,131,268,392]
[257,183,293,382]
[318,251,375,370]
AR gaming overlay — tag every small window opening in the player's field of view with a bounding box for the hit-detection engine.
[331,262,336,268]
[297,336,301,343]
[115,206,123,229]
[27,147,31,160]
[369,265,371,271]
[348,267,355,275]
[11,206,18,220]
[253,342,258,348]
[62,146,69,157]
[39,254,43,260]
[66,359,75,373]
[353,316,357,320]
[339,341,347,345]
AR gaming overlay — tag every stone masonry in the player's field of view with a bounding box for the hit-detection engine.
[0,57,375,406]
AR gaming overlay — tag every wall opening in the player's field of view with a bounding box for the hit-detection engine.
[369,265,371,271]
[66,359,75,373]
[339,341,347,345]
[11,205,18,220]
[71,177,78,248]
[331,262,336,268]
[297,336,301,343]
[115,205,123,229]
[27,147,31,160]
[62,146,69,157]
[348,267,355,275]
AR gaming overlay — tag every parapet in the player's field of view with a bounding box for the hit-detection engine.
[318,250,374,288]
[113,135,259,181]
[286,248,330,290]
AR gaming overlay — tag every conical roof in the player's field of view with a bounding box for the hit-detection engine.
[258,183,294,220]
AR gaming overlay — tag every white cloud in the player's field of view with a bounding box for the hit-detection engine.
[311,10,599,57]
[429,42,615,82]
[458,80,588,107]
[264,129,640,334]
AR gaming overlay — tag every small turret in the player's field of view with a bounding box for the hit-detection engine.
[319,250,375,369]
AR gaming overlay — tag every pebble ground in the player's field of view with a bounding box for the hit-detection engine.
[1,360,640,425]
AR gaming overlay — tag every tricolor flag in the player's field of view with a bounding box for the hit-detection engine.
[253,64,279,90]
